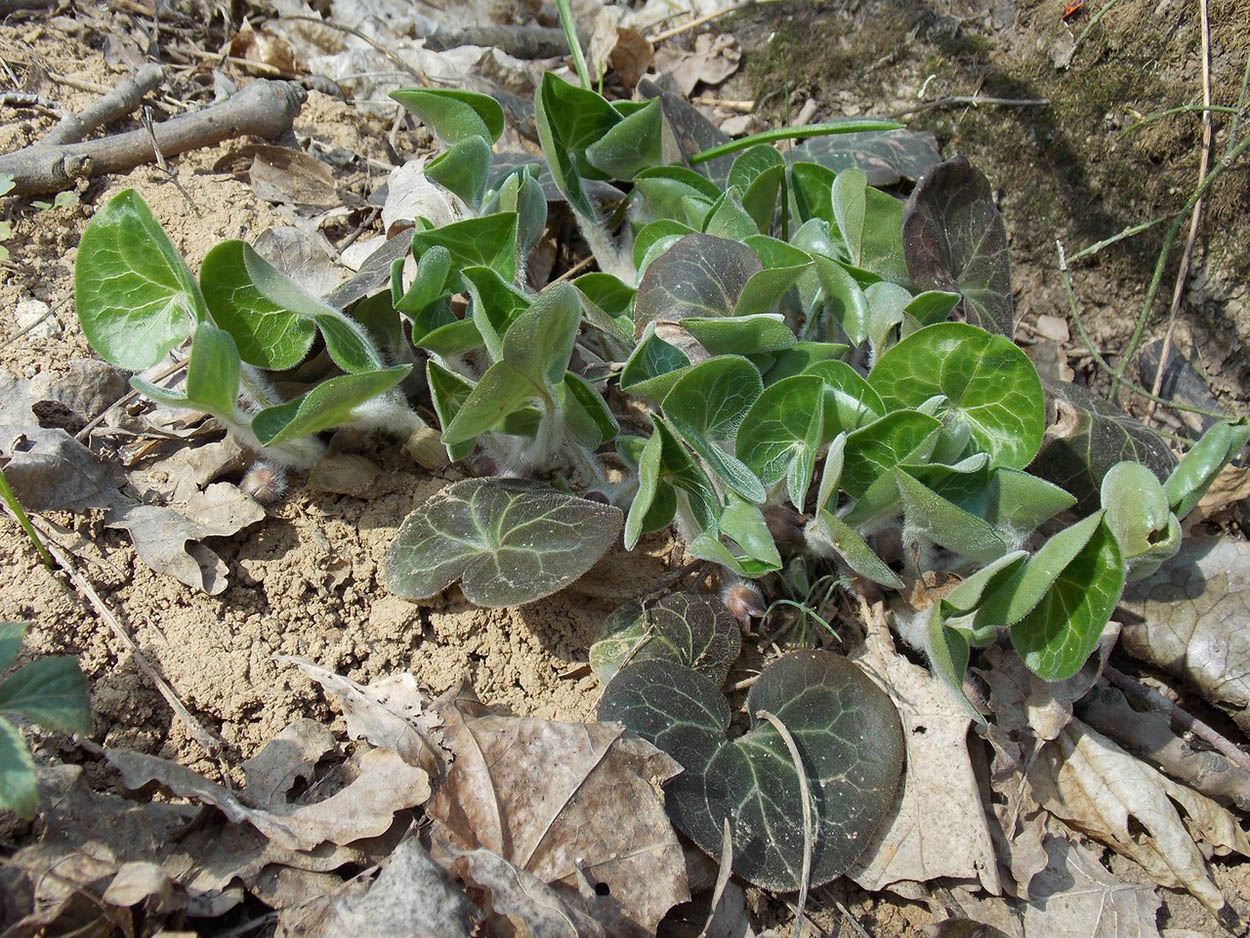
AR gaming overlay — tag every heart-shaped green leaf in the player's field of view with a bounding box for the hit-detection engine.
[804,359,885,440]
[426,136,493,209]
[841,410,942,499]
[390,88,504,145]
[598,651,904,891]
[689,495,781,576]
[1101,461,1180,580]
[902,156,1013,335]
[131,321,242,420]
[634,233,762,335]
[534,72,620,219]
[619,323,693,403]
[0,656,90,734]
[729,145,785,232]
[1010,516,1125,681]
[704,188,759,241]
[75,189,207,369]
[385,478,622,607]
[395,245,452,317]
[869,322,1044,469]
[736,375,824,506]
[590,591,741,685]
[411,213,519,286]
[584,98,663,179]
[426,360,476,462]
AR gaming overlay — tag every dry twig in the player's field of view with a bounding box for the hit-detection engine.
[41,63,164,146]
[888,94,1050,120]
[0,79,305,195]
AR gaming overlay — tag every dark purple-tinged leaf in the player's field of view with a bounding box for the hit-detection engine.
[903,156,1013,336]
[633,233,762,336]
[385,478,622,607]
[1032,376,1176,514]
[788,129,942,186]
[598,652,904,891]
[590,591,741,685]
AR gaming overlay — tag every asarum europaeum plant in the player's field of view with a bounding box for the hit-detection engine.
[72,73,1249,893]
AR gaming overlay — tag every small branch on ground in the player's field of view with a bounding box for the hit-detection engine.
[41,63,164,146]
[888,95,1050,120]
[423,24,579,59]
[1,90,67,118]
[0,79,306,196]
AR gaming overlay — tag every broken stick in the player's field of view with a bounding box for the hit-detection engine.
[41,62,165,146]
[0,78,305,196]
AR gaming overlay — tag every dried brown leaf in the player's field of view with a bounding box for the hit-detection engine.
[850,637,1000,894]
[1119,538,1250,735]
[106,745,429,852]
[1029,719,1250,915]
[427,711,688,936]
[245,143,339,208]
[1022,835,1161,938]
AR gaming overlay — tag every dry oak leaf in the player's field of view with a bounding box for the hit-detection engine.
[276,837,479,938]
[849,636,1001,894]
[427,712,688,937]
[1028,718,1250,917]
[1022,834,1161,938]
[1119,537,1250,735]
[106,744,429,852]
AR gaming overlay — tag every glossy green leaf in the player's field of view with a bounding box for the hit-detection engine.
[1164,418,1250,518]
[690,495,781,576]
[904,290,962,326]
[252,366,411,445]
[790,162,836,226]
[869,322,1044,469]
[410,212,519,285]
[460,265,531,361]
[735,236,812,316]
[903,156,1012,335]
[1011,518,1125,681]
[584,98,663,179]
[74,189,206,370]
[390,87,504,145]
[762,342,849,384]
[1101,461,1180,580]
[803,359,884,439]
[396,246,452,317]
[619,322,692,402]
[634,233,762,334]
[841,410,942,498]
[816,433,846,514]
[426,136,492,209]
[653,415,722,531]
[598,651,904,890]
[590,591,741,685]
[534,72,620,218]
[385,478,622,607]
[663,357,765,502]
[183,323,242,416]
[813,255,869,344]
[0,657,90,734]
[703,188,759,241]
[737,375,824,497]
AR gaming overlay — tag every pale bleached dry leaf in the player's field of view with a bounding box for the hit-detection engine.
[241,719,338,812]
[1029,718,1250,916]
[127,436,249,503]
[589,6,653,90]
[101,861,173,909]
[981,722,1050,900]
[1078,682,1250,812]
[850,636,1001,894]
[106,745,429,852]
[1119,538,1250,735]
[0,846,132,938]
[381,160,462,236]
[427,712,688,937]
[110,482,266,595]
[26,359,128,428]
[433,842,607,938]
[653,33,740,96]
[277,838,479,938]
[254,225,346,298]
[1022,835,1161,938]
[229,20,300,76]
[281,657,442,767]
[1191,465,1250,521]
[306,452,381,497]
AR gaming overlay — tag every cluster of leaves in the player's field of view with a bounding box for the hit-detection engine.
[73,189,440,470]
[0,622,90,818]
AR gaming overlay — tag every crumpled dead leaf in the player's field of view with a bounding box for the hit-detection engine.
[278,837,479,938]
[229,19,300,75]
[427,708,688,937]
[1078,681,1250,812]
[1023,834,1161,938]
[433,843,607,938]
[281,657,443,768]
[589,6,653,89]
[106,740,429,852]
[26,359,127,431]
[850,629,1001,895]
[1029,718,1250,917]
[654,33,740,96]
[0,371,265,593]
[1188,464,1250,524]
[254,224,346,297]
[381,159,463,236]
[1119,537,1250,735]
[243,144,339,208]
[128,435,249,503]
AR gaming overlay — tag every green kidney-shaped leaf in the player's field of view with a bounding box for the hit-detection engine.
[598,651,904,891]
[584,98,663,180]
[634,233,762,336]
[252,365,411,445]
[841,410,942,499]
[736,375,824,504]
[426,136,493,209]
[75,189,207,369]
[590,591,741,685]
[902,156,1013,335]
[869,322,1044,469]
[390,88,504,145]
[0,657,91,735]
[619,323,693,403]
[385,478,622,607]
[1010,517,1125,681]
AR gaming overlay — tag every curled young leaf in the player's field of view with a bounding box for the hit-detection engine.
[385,478,622,607]
[390,88,505,146]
